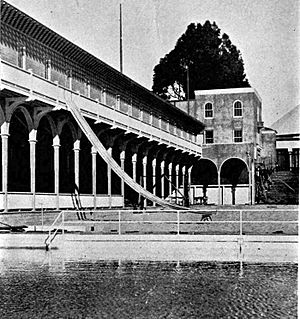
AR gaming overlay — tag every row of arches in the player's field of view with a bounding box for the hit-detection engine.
[0,98,251,210]
[0,100,196,210]
[192,158,249,186]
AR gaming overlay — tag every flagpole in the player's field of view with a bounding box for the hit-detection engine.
[119,2,123,73]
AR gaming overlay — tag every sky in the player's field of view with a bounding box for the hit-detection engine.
[7,0,300,126]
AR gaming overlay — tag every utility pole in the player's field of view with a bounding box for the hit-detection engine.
[184,63,190,115]
[186,64,190,115]
[119,2,123,73]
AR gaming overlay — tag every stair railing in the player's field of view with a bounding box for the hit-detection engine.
[44,211,64,251]
[276,178,296,193]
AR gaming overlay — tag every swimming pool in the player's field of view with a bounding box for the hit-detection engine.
[0,247,297,318]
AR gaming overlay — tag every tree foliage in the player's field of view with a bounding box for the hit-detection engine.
[152,21,249,100]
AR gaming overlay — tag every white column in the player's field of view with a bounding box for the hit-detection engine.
[102,88,107,105]
[91,146,97,209]
[218,169,221,205]
[188,166,192,204]
[143,155,147,207]
[175,164,180,204]
[29,129,37,211]
[251,161,255,205]
[20,46,26,69]
[73,140,80,191]
[45,59,51,81]
[86,80,91,98]
[161,160,165,199]
[1,122,10,212]
[67,70,72,90]
[168,163,173,197]
[116,95,120,111]
[120,150,125,207]
[182,166,186,204]
[107,147,112,208]
[152,157,156,207]
[289,150,293,171]
[132,153,137,182]
[53,135,60,210]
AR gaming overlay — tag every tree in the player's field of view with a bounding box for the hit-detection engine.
[152,21,249,100]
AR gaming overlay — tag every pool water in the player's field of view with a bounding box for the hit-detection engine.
[0,252,297,319]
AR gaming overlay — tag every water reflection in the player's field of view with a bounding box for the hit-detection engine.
[0,249,297,319]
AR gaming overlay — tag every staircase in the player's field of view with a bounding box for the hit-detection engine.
[267,170,299,204]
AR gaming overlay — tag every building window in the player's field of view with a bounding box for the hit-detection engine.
[234,129,243,142]
[204,102,213,118]
[233,101,243,117]
[205,130,214,144]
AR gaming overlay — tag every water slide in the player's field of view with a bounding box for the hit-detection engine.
[67,100,188,210]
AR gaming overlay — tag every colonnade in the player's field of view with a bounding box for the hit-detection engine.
[0,99,197,211]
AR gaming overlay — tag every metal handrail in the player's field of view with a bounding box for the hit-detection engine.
[62,208,298,236]
[44,211,64,250]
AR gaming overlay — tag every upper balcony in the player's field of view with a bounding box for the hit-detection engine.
[0,59,203,156]
[0,0,204,156]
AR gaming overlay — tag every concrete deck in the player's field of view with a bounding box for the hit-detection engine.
[0,233,297,263]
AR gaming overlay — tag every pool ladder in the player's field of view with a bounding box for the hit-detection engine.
[44,211,64,251]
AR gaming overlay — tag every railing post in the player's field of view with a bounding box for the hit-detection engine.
[62,211,65,237]
[177,210,180,235]
[118,210,121,235]
[239,210,243,236]
[41,205,44,231]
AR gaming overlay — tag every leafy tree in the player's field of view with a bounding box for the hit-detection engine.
[152,21,249,100]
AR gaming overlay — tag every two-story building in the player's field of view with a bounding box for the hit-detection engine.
[0,0,205,212]
[174,87,276,205]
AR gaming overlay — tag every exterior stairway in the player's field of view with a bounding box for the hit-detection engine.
[267,170,299,204]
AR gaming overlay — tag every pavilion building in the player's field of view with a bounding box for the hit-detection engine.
[0,0,205,211]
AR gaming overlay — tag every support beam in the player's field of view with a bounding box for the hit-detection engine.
[107,147,112,208]
[91,146,97,209]
[152,157,156,207]
[218,169,221,205]
[132,153,137,183]
[168,162,173,198]
[53,135,60,210]
[161,160,165,199]
[29,129,37,211]
[188,166,192,204]
[143,154,147,207]
[120,150,126,207]
[175,164,180,204]
[1,122,10,212]
[73,140,80,191]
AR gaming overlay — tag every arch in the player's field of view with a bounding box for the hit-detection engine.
[233,100,243,117]
[204,101,214,118]
[0,106,5,126]
[8,109,30,191]
[192,158,218,185]
[57,118,78,143]
[79,133,92,194]
[220,157,249,185]
[36,115,55,192]
[8,105,34,133]
[59,123,75,193]
[35,113,57,137]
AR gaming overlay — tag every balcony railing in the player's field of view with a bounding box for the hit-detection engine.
[0,58,202,156]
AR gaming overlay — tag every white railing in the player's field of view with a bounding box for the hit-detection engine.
[0,59,202,156]
[60,208,298,236]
